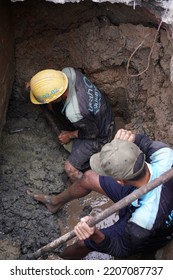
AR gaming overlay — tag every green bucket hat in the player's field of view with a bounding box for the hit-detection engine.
[90,139,145,180]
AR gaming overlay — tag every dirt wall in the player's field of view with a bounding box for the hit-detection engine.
[12,0,173,144]
[0,0,15,136]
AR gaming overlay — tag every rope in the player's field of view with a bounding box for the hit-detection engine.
[126,3,170,77]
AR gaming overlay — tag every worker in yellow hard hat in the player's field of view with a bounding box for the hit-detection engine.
[30,69,68,104]
[27,67,115,183]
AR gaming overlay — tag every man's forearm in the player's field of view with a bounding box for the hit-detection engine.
[89,228,105,244]
[70,130,78,139]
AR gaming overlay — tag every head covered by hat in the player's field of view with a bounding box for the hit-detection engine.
[90,139,146,181]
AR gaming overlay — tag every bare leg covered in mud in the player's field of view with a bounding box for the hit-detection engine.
[27,170,106,213]
[64,160,83,183]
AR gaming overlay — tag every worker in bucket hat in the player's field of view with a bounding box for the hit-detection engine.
[53,129,173,259]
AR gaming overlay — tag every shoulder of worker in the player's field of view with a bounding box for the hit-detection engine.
[62,66,75,72]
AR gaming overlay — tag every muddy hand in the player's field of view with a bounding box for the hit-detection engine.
[58,131,72,144]
[58,130,78,144]
[74,216,95,240]
[114,129,135,142]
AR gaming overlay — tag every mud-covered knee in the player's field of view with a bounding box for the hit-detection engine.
[64,160,75,173]
[64,160,83,182]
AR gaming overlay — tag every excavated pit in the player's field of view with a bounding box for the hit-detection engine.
[1,0,173,259]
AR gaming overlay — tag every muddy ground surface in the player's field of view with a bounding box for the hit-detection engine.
[0,93,67,259]
[0,91,117,260]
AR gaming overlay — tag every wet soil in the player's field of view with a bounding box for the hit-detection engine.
[0,92,116,260]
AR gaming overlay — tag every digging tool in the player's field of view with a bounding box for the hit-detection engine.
[41,106,61,136]
[26,167,173,260]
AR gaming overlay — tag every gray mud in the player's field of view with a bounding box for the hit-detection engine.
[0,92,115,260]
[0,92,70,259]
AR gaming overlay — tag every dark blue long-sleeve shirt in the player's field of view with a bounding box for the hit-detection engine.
[85,134,173,258]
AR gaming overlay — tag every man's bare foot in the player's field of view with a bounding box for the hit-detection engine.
[27,188,60,213]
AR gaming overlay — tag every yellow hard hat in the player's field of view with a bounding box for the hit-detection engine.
[30,69,68,104]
